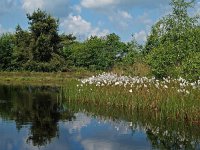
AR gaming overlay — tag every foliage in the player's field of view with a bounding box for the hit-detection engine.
[24,54,66,72]
[146,0,200,79]
[0,33,14,70]
[0,85,75,146]
[12,25,32,70]
[0,0,199,81]
[0,9,133,72]
[63,34,127,71]
[181,52,200,81]
[64,73,200,123]
[27,9,61,62]
[121,38,143,65]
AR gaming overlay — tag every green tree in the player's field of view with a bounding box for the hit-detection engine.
[27,9,60,62]
[64,34,127,71]
[104,33,127,69]
[122,38,143,65]
[23,9,66,72]
[181,52,200,81]
[0,33,14,70]
[146,0,199,78]
[60,34,77,68]
[67,36,104,70]
[12,25,32,70]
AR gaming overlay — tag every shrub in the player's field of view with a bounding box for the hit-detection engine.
[0,34,14,70]
[181,52,200,81]
[146,0,199,79]
[24,54,66,72]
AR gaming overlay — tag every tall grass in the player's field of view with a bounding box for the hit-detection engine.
[0,71,199,123]
[62,73,200,124]
[60,91,200,149]
[0,71,95,85]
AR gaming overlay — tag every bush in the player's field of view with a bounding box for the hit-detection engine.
[181,52,200,81]
[0,34,14,70]
[146,0,199,79]
[147,44,177,78]
[24,54,66,72]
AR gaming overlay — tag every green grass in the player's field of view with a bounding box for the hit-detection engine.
[62,98,200,146]
[61,79,200,124]
[0,71,96,85]
[0,71,199,124]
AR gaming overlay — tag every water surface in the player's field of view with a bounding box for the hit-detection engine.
[0,84,199,150]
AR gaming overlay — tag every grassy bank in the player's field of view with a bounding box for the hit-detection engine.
[0,71,96,85]
[62,99,200,149]
[0,71,199,124]
[61,73,200,124]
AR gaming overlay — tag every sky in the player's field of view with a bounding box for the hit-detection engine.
[0,0,200,43]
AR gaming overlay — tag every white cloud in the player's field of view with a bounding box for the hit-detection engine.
[22,0,70,17]
[81,0,118,9]
[81,139,115,150]
[64,113,91,133]
[107,10,133,30]
[60,15,90,35]
[22,0,43,13]
[122,0,169,8]
[195,1,200,15]
[60,14,109,39]
[72,5,82,14]
[137,13,153,26]
[81,0,169,9]
[134,30,147,44]
[80,0,168,34]
[118,10,132,20]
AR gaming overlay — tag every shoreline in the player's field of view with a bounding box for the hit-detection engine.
[0,71,93,85]
[0,71,199,125]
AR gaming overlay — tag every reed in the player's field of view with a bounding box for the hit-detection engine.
[61,96,200,149]
[0,71,199,124]
[62,73,200,124]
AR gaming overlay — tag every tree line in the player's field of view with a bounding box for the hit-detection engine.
[0,0,199,80]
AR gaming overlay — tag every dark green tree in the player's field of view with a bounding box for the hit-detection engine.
[0,33,14,70]
[104,33,127,69]
[122,38,143,65]
[12,25,32,70]
[27,9,60,62]
[146,0,199,79]
[63,34,127,71]
[60,34,77,68]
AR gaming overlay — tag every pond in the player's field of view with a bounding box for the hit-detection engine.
[0,84,199,150]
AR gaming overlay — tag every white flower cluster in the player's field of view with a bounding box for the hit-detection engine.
[79,73,200,94]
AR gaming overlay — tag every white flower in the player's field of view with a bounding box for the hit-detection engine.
[164,85,168,89]
[185,90,190,94]
[155,83,159,89]
[177,89,181,93]
[129,89,133,93]
[115,82,120,85]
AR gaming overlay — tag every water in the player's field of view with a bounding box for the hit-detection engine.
[0,84,199,150]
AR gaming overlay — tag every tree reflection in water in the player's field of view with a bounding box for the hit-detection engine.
[62,100,200,150]
[0,84,199,149]
[0,85,75,147]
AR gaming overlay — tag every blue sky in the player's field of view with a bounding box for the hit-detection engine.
[0,0,200,43]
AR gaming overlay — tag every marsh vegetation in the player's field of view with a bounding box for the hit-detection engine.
[0,84,199,149]
[0,0,200,149]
